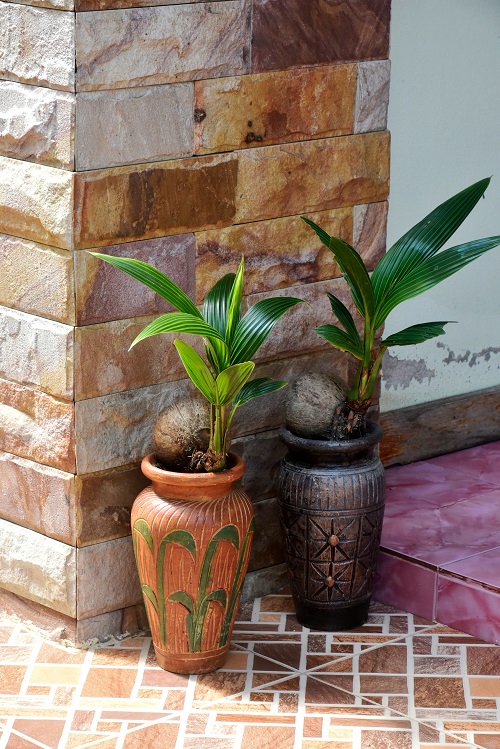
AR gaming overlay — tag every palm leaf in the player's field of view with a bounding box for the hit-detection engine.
[173,339,217,403]
[375,236,500,325]
[233,377,287,407]
[202,273,234,372]
[216,362,255,406]
[230,297,302,364]
[382,321,451,347]
[315,324,364,359]
[327,293,362,348]
[89,253,201,318]
[225,257,244,346]
[372,178,491,313]
[130,312,226,348]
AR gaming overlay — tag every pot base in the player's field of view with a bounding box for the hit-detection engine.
[294,597,371,631]
[154,643,230,674]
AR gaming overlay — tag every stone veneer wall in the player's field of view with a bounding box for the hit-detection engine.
[0,0,391,643]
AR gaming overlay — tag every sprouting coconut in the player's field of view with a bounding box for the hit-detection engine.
[285,372,348,440]
[152,396,210,472]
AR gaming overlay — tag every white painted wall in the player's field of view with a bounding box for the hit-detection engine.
[381,0,500,412]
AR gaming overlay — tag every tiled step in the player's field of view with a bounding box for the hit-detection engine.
[374,441,500,645]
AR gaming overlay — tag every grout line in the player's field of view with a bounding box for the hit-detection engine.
[293,623,309,749]
[174,674,196,749]
[57,646,95,749]
[130,637,151,700]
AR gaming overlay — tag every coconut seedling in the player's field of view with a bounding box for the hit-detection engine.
[90,254,301,472]
[297,177,500,439]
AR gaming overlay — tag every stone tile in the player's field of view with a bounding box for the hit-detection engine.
[74,315,186,400]
[75,2,250,91]
[232,348,349,438]
[352,201,388,266]
[0,82,74,169]
[0,588,77,642]
[194,64,356,155]
[75,603,148,644]
[0,518,76,616]
[81,667,136,698]
[247,497,284,572]
[251,0,390,73]
[73,153,238,249]
[373,552,437,622]
[244,278,356,365]
[75,234,195,325]
[75,84,193,170]
[74,378,192,473]
[235,131,390,224]
[354,60,391,134]
[232,430,286,502]
[0,306,74,400]
[77,0,208,7]
[77,536,142,618]
[75,463,148,547]
[4,0,73,8]
[195,207,353,302]
[0,156,73,250]
[0,2,75,90]
[0,234,74,325]
[0,378,75,472]
[436,574,500,646]
[0,450,76,545]
[241,563,289,602]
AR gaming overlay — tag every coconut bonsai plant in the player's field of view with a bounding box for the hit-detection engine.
[278,177,500,631]
[91,252,301,673]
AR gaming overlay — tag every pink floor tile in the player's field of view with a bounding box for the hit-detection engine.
[436,573,500,645]
[381,487,500,566]
[440,546,500,589]
[373,552,437,620]
[427,441,500,485]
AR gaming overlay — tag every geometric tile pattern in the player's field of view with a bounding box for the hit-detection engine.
[376,441,500,644]
[1,594,499,748]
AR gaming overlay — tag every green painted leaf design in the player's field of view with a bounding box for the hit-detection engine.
[213,525,240,549]
[205,588,227,608]
[219,518,255,647]
[141,584,159,614]
[133,519,154,553]
[169,590,195,614]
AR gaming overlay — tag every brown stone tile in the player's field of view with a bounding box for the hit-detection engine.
[25,685,51,696]
[359,675,408,694]
[0,379,75,473]
[253,674,300,690]
[37,642,86,665]
[260,596,295,614]
[251,0,390,73]
[413,656,461,675]
[235,132,390,225]
[194,64,356,155]
[194,672,247,701]
[0,234,74,325]
[352,201,388,268]
[305,675,355,704]
[71,711,94,731]
[241,725,296,748]
[74,154,238,249]
[91,648,141,667]
[222,651,249,671]
[252,643,302,671]
[141,669,189,688]
[357,730,412,748]
[81,667,136,698]
[76,464,148,547]
[467,646,500,675]
[306,655,353,672]
[5,734,43,749]
[0,451,76,545]
[358,645,407,674]
[75,234,195,326]
[474,736,500,749]
[303,717,323,738]
[413,677,466,708]
[195,207,352,302]
[185,712,209,735]
[163,690,186,710]
[472,698,497,708]
[1,665,27,694]
[278,692,299,712]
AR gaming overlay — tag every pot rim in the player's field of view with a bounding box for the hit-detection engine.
[141,452,245,499]
[279,420,382,462]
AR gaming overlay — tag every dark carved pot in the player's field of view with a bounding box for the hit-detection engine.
[278,421,385,631]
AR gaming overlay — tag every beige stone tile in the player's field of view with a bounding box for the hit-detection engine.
[3,0,73,9]
[77,536,141,618]
[0,81,75,169]
[0,234,74,324]
[30,664,81,684]
[75,234,195,325]
[194,64,356,154]
[76,84,194,170]
[75,2,250,91]
[0,156,73,249]
[0,450,76,545]
[195,207,353,302]
[352,201,388,267]
[0,378,75,472]
[354,60,390,134]
[73,153,238,249]
[0,306,74,400]
[0,2,75,90]
[77,0,207,7]
[235,131,390,224]
[74,315,186,400]
[0,519,76,616]
[0,588,77,642]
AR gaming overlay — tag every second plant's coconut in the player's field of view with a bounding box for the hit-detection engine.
[285,372,347,439]
[153,396,210,471]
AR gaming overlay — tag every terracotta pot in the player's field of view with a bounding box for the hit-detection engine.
[131,454,254,674]
[278,421,385,631]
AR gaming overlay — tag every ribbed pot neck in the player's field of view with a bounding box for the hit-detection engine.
[141,453,245,500]
[280,421,383,465]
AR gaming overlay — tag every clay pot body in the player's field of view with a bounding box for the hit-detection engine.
[278,422,385,631]
[131,454,254,674]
